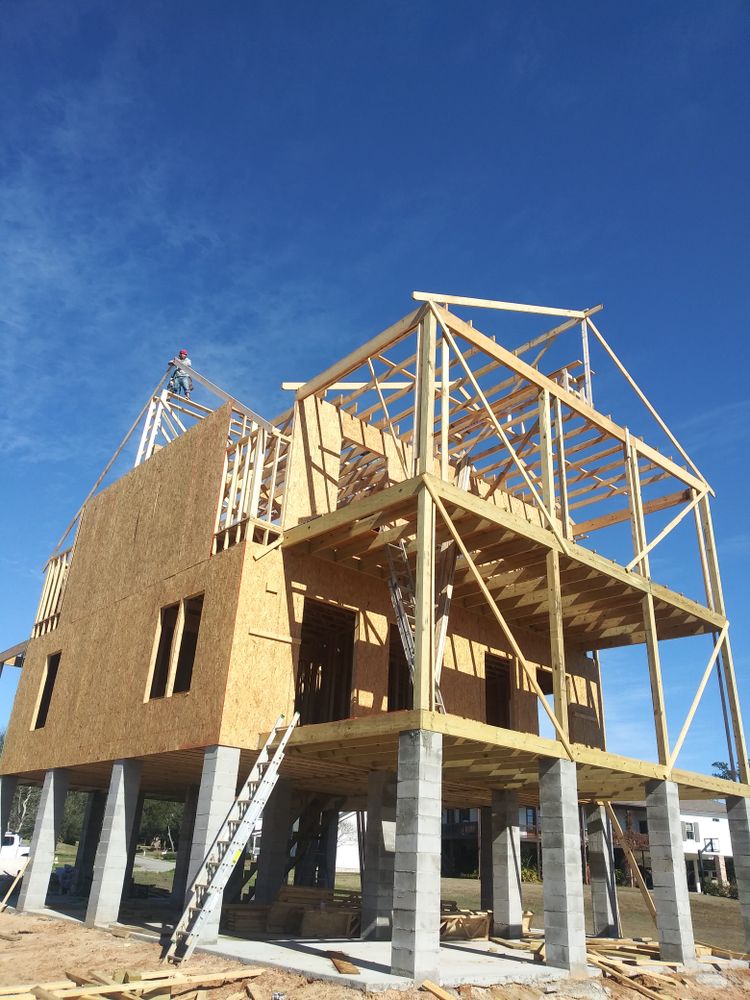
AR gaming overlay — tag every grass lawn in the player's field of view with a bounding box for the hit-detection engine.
[336,874,746,953]
[52,841,176,892]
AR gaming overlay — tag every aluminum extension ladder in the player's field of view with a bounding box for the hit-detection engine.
[164,712,300,964]
[386,541,445,712]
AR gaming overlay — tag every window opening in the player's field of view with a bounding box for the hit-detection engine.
[387,624,413,711]
[173,595,204,693]
[485,653,511,728]
[33,652,61,729]
[295,600,356,725]
[149,604,179,699]
[147,595,204,700]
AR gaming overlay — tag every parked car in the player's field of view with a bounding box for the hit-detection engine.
[1,831,30,877]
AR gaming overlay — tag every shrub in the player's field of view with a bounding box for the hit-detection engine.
[703,878,738,899]
[521,864,541,883]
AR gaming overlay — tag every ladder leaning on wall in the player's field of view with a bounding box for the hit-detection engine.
[386,540,446,712]
[164,712,300,965]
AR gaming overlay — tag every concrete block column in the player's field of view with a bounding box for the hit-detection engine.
[491,789,523,937]
[85,760,142,927]
[72,790,107,896]
[391,730,442,982]
[185,744,241,942]
[362,771,397,940]
[725,795,750,952]
[585,803,621,937]
[121,791,145,900]
[539,758,587,973]
[171,784,199,904]
[17,768,69,912]
[0,775,18,837]
[254,777,293,905]
[645,779,695,964]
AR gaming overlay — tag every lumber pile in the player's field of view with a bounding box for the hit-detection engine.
[221,885,362,939]
[439,900,490,940]
[0,966,264,1000]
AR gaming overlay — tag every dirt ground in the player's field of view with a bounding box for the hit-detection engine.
[3,909,750,1000]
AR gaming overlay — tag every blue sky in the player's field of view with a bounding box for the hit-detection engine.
[1,2,748,775]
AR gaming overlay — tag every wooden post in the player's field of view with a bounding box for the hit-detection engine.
[698,496,749,782]
[553,396,570,539]
[440,334,450,480]
[414,485,435,711]
[625,436,670,766]
[581,320,593,406]
[539,389,569,740]
[413,311,437,710]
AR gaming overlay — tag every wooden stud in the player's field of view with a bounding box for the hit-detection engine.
[668,625,728,770]
[414,483,436,712]
[625,436,670,766]
[698,496,749,782]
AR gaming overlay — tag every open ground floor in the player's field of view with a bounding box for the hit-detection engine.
[2,713,750,984]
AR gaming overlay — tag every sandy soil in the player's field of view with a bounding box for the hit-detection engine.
[2,909,750,1000]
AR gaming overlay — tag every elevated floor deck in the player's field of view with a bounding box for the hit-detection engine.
[10,711,746,806]
[282,474,724,650]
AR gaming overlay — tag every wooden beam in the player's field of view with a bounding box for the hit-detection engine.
[603,802,657,924]
[572,489,691,538]
[625,437,670,766]
[625,487,707,572]
[296,307,424,400]
[539,388,569,740]
[413,290,592,319]
[668,626,728,770]
[698,496,749,782]
[415,311,437,475]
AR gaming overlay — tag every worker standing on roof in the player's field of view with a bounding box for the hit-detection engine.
[167,349,193,399]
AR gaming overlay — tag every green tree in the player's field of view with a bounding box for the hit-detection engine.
[712,760,738,781]
[139,799,185,852]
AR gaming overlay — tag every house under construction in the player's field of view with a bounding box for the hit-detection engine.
[2,291,749,981]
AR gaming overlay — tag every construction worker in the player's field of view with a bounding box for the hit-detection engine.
[167,349,193,399]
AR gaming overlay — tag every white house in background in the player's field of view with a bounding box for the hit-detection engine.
[336,812,362,873]
[678,800,733,890]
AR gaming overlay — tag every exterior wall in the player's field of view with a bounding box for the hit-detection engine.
[1,406,246,776]
[220,542,600,742]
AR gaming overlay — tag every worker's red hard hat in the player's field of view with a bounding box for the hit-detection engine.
[179,349,188,356]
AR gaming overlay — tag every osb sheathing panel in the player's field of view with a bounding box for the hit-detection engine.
[219,539,598,748]
[1,406,247,777]
[281,394,546,531]
[62,406,232,622]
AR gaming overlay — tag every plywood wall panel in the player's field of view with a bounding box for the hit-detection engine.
[0,407,247,777]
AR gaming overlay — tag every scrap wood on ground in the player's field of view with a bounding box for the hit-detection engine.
[0,967,264,1000]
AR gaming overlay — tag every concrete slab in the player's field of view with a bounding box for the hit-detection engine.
[198,935,569,991]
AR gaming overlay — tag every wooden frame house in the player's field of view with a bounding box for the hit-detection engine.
[2,291,749,981]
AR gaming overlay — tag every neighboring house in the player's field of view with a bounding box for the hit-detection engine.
[438,799,732,893]
[612,800,733,892]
